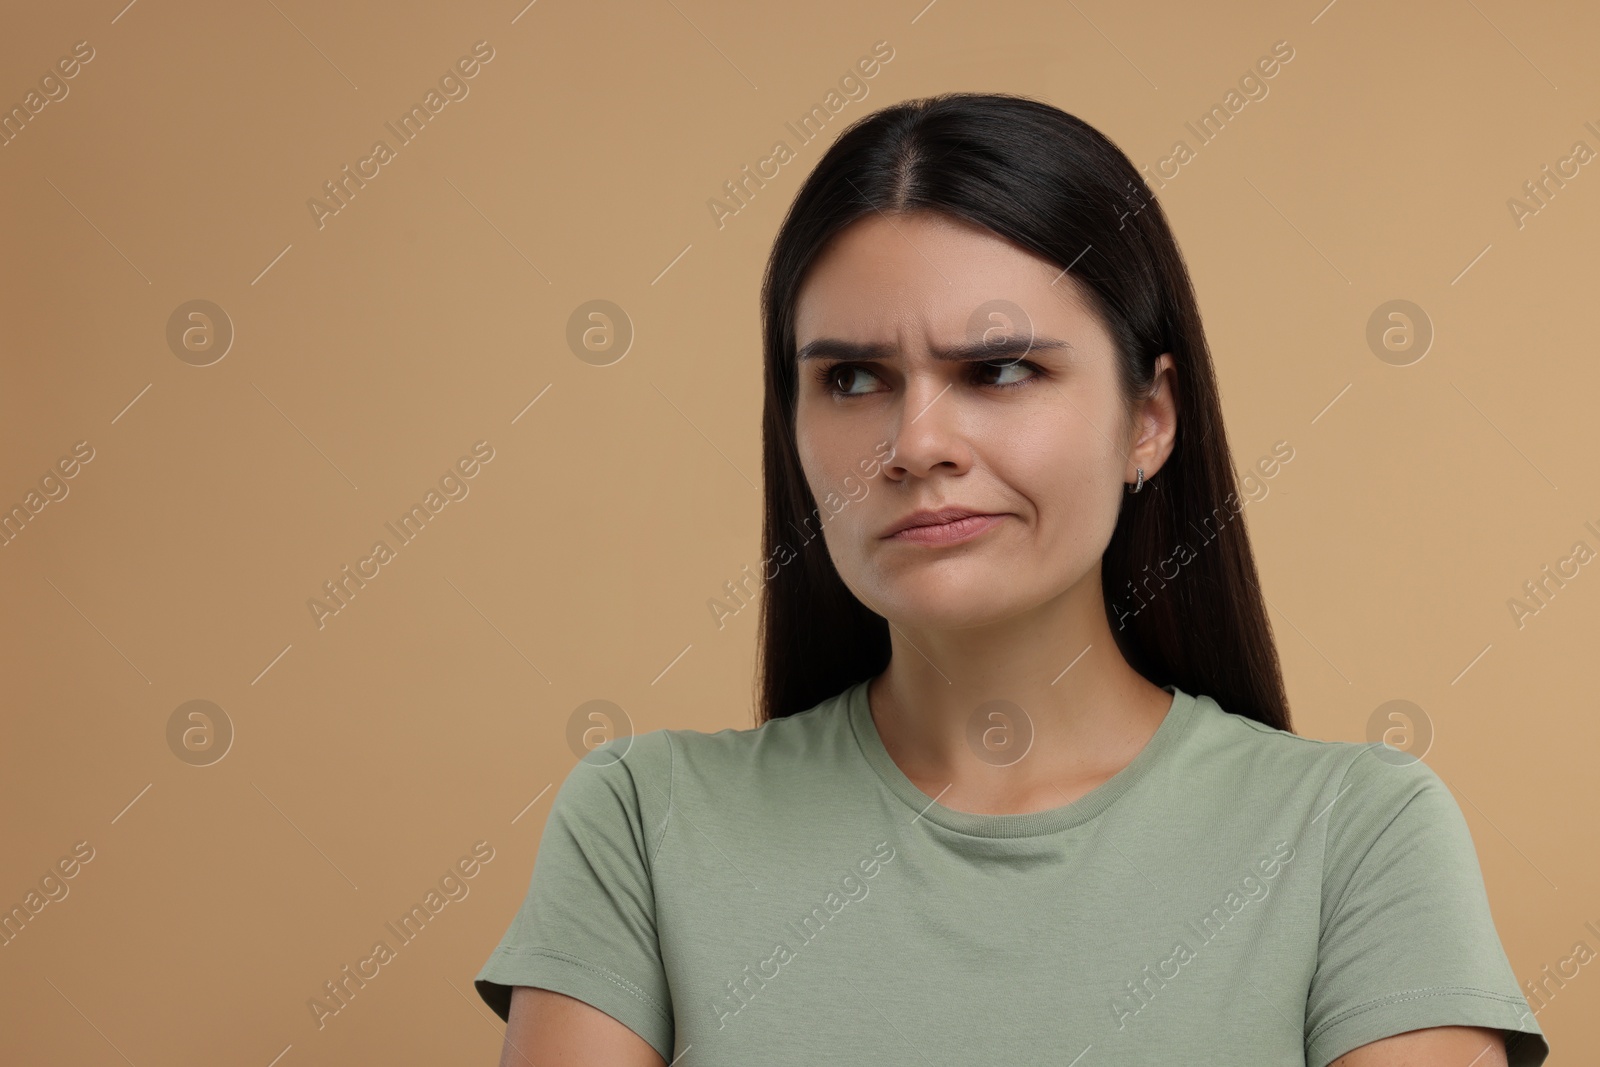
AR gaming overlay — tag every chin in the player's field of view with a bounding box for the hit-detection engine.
[868,579,1021,631]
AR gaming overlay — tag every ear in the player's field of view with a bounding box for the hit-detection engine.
[1128,353,1178,481]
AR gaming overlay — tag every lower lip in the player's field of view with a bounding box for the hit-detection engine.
[887,514,1005,545]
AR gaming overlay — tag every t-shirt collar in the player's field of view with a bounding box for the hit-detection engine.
[845,678,1199,838]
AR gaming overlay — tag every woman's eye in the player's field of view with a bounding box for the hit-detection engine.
[817,359,1040,396]
[825,364,880,396]
[976,359,1038,388]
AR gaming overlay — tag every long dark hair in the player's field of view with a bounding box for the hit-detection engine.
[754,91,1291,733]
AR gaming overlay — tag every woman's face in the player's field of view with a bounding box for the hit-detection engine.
[793,210,1175,632]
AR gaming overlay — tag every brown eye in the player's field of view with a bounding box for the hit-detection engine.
[973,359,1041,389]
[816,363,880,397]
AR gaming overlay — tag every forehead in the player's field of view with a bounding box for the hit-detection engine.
[793,211,1092,345]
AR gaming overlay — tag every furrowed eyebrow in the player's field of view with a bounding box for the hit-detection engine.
[795,335,1072,363]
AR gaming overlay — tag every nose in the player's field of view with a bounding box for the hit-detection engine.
[881,373,973,481]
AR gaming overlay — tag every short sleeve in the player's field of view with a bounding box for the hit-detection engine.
[1304,745,1549,1067]
[475,731,675,1062]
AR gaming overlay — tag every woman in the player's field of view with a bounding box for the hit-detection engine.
[474,93,1549,1066]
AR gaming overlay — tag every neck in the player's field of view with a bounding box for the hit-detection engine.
[865,575,1172,815]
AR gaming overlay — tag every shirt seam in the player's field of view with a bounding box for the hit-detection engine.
[650,731,675,867]
[1233,716,1345,745]
[1307,984,1532,1042]
[1319,746,1418,937]
[488,944,674,1023]
[853,683,1201,839]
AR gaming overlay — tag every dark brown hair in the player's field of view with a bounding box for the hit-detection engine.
[754,92,1291,733]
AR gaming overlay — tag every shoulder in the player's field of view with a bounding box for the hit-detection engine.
[1181,690,1396,788]
[1181,690,1454,837]
[1180,692,1480,903]
[1227,697,1452,817]
[649,683,856,775]
[555,684,855,836]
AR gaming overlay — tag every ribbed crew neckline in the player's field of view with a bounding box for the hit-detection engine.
[845,679,1200,838]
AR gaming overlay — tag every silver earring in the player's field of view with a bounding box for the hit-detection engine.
[1127,467,1144,493]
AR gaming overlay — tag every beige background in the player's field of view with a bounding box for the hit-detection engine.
[2,0,1596,1062]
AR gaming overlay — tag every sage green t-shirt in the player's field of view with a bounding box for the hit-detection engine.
[475,681,1549,1066]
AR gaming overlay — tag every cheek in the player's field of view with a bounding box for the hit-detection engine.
[1003,411,1123,544]
[1003,409,1111,491]
[796,398,872,493]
